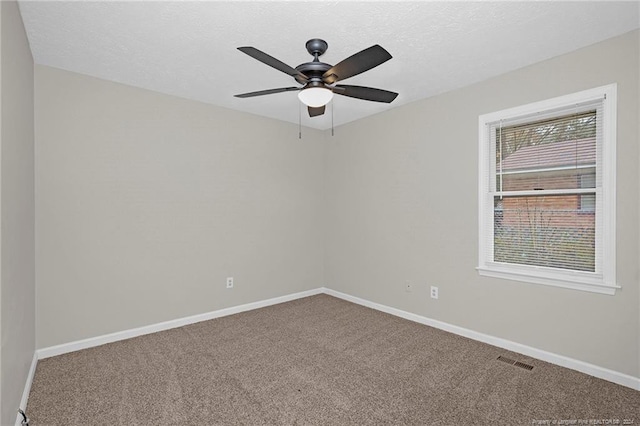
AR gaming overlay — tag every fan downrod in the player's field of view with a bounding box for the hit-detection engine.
[305,39,328,59]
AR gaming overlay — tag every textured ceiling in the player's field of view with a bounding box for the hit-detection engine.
[18,1,640,130]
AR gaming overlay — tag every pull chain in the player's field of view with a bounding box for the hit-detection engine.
[331,101,334,136]
[298,102,302,139]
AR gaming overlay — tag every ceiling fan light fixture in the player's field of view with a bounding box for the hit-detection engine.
[235,39,397,118]
[298,86,333,107]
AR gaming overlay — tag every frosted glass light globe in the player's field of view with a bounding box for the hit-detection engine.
[298,87,334,107]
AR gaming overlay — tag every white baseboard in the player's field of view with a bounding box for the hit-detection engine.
[15,352,38,426]
[33,286,639,393]
[323,287,640,391]
[37,288,323,359]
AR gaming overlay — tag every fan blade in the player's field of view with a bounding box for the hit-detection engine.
[334,85,398,103]
[308,106,325,117]
[234,87,300,98]
[323,45,392,84]
[238,47,308,82]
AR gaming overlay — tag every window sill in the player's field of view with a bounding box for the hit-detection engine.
[476,265,619,295]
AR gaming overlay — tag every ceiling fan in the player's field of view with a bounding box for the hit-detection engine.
[234,39,398,118]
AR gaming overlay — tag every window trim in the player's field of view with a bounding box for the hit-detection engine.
[477,84,618,295]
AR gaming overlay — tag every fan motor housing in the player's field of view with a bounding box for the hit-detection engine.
[295,62,332,85]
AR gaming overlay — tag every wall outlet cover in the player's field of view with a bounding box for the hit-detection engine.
[430,286,438,299]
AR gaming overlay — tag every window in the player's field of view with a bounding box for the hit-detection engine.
[478,85,617,295]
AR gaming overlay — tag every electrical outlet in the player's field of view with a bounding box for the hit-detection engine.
[430,286,438,299]
[405,281,412,292]
[226,277,234,289]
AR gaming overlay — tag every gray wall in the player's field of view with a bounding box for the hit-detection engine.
[35,66,325,348]
[0,1,35,425]
[324,30,639,378]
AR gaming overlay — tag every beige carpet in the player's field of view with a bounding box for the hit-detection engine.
[27,294,639,425]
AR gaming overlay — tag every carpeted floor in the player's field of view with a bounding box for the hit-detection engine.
[27,294,639,425]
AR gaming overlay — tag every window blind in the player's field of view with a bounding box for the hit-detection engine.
[485,99,603,273]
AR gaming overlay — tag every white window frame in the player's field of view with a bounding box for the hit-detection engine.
[477,84,618,295]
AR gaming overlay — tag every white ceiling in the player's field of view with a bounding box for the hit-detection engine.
[18,1,640,130]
